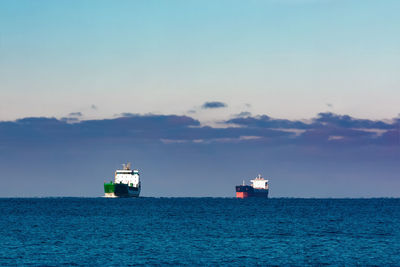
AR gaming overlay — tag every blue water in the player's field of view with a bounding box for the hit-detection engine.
[1,198,400,266]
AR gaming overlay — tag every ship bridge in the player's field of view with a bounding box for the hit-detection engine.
[114,163,140,186]
[250,174,269,189]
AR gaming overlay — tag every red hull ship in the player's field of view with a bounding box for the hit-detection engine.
[236,174,269,198]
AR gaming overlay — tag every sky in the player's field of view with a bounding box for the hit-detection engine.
[0,0,399,197]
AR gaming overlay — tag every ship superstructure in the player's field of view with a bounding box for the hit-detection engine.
[236,174,269,198]
[104,163,141,198]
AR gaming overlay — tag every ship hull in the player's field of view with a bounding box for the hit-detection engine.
[104,183,140,198]
[236,185,268,198]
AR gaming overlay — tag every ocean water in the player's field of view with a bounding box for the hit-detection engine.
[1,198,400,266]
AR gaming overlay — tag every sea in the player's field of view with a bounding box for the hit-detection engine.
[1,198,400,266]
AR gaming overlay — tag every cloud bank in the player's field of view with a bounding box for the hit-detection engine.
[0,112,398,146]
[0,112,398,198]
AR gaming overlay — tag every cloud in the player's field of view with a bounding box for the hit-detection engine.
[314,112,393,129]
[61,117,80,123]
[227,115,309,129]
[201,101,227,109]
[228,112,396,130]
[117,112,139,117]
[235,112,252,117]
[0,112,398,147]
[68,112,83,117]
[225,113,399,145]
[328,135,344,141]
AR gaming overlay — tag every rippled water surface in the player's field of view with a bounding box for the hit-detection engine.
[1,198,400,265]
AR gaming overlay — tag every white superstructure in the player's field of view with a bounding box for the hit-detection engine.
[114,163,140,187]
[250,174,269,189]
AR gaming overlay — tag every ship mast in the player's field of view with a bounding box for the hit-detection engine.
[122,162,131,170]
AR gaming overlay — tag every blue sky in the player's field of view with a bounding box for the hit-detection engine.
[1,0,399,120]
[0,0,399,197]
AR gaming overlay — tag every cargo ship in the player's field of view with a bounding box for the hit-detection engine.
[104,163,141,198]
[236,174,269,198]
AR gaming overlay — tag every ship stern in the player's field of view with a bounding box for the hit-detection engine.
[104,182,116,198]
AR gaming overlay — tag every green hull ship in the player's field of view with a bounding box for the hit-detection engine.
[104,163,140,198]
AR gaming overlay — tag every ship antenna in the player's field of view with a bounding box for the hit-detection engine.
[243,180,245,186]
